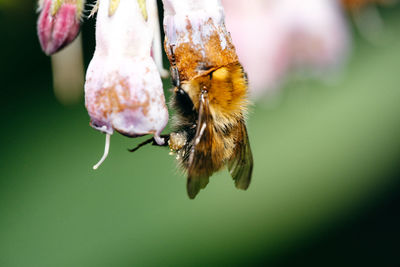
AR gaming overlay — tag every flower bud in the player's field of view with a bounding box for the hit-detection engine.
[37,0,84,55]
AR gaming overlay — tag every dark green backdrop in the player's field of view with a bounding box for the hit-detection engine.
[1,2,400,266]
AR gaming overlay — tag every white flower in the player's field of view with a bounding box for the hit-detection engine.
[85,0,169,169]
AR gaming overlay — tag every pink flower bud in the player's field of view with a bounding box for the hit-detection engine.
[37,0,82,55]
[85,0,169,169]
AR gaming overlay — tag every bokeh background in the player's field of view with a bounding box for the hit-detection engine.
[1,1,400,266]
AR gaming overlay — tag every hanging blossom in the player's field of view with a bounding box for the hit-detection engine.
[278,0,350,73]
[222,0,351,98]
[162,0,239,81]
[37,0,85,55]
[85,0,169,169]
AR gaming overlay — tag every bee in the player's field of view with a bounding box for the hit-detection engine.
[129,47,253,199]
[168,56,254,199]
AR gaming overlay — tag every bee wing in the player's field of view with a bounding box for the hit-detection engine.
[186,91,213,199]
[187,174,210,200]
[228,122,254,190]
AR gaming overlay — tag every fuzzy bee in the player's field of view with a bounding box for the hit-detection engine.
[164,0,254,199]
[167,57,254,199]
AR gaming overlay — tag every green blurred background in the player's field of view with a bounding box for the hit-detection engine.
[1,1,400,266]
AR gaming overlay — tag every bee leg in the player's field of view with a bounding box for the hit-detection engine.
[128,134,170,153]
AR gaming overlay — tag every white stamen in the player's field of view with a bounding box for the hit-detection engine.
[93,133,111,170]
[154,135,165,146]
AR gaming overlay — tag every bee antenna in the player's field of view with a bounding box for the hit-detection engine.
[93,133,111,170]
[169,45,176,62]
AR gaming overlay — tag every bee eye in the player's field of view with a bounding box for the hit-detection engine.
[174,87,195,116]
